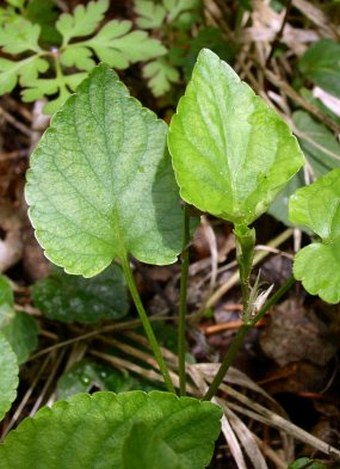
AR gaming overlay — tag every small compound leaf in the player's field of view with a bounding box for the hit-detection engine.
[26,64,184,276]
[23,72,88,114]
[168,49,304,226]
[0,56,49,95]
[56,0,109,45]
[289,168,340,304]
[0,331,19,422]
[0,18,41,54]
[298,39,340,99]
[0,58,19,94]
[143,58,180,96]
[32,264,129,323]
[1,312,39,364]
[0,391,222,468]
[134,0,166,29]
[163,0,202,30]
[86,20,167,69]
[60,46,96,71]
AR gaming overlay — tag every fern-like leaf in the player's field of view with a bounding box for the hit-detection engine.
[56,0,109,46]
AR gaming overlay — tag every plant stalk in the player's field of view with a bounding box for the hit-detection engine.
[234,224,255,319]
[120,255,176,394]
[203,275,296,401]
[178,205,190,396]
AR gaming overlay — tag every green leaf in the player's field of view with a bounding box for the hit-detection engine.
[0,391,222,468]
[56,359,156,400]
[84,20,167,69]
[143,58,180,96]
[298,39,340,98]
[6,0,25,9]
[32,264,129,323]
[289,168,340,304]
[0,55,49,95]
[26,64,184,277]
[268,171,305,227]
[0,331,19,422]
[1,312,39,364]
[134,0,167,29]
[288,457,328,469]
[122,422,186,469]
[293,111,340,176]
[163,0,202,29]
[0,275,14,327]
[56,0,109,46]
[269,110,340,227]
[0,17,41,53]
[0,275,39,364]
[21,72,87,114]
[168,48,304,226]
[60,46,96,71]
[0,276,15,328]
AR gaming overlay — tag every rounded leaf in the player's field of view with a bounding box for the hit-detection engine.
[32,264,129,323]
[0,391,222,469]
[0,332,19,421]
[289,168,340,304]
[168,48,304,226]
[26,64,184,277]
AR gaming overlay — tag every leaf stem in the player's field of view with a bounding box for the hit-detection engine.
[120,255,176,394]
[234,224,255,319]
[178,205,190,396]
[203,275,295,401]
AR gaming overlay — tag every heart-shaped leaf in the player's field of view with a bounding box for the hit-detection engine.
[0,391,222,468]
[289,168,340,304]
[32,264,129,323]
[168,48,304,226]
[0,332,19,421]
[26,64,184,277]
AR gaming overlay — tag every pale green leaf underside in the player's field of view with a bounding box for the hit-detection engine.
[289,168,340,304]
[0,391,222,469]
[168,48,304,226]
[26,64,184,277]
[0,332,19,422]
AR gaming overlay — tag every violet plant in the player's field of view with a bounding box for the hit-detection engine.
[0,48,339,468]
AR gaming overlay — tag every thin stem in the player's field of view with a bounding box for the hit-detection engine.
[178,205,190,396]
[203,323,251,401]
[203,275,296,401]
[234,225,255,319]
[120,255,176,394]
